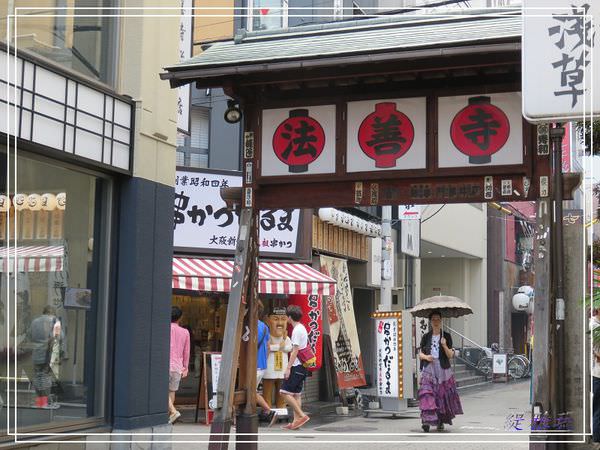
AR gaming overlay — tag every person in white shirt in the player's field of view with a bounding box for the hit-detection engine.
[279,305,310,430]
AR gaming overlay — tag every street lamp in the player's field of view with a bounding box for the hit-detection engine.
[224,100,242,124]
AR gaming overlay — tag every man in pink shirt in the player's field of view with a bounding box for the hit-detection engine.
[169,306,190,424]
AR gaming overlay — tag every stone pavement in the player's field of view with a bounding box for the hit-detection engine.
[170,380,588,449]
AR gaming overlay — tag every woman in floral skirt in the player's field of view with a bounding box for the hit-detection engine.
[417,310,463,432]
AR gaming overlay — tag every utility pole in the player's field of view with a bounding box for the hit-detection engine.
[379,206,393,310]
[550,124,566,420]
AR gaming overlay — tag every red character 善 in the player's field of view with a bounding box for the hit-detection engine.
[358,102,414,168]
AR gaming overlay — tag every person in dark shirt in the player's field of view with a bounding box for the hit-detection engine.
[417,310,463,432]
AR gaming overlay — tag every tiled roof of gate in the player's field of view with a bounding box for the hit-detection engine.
[168,12,521,72]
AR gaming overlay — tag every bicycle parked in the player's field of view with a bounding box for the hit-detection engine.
[475,344,530,380]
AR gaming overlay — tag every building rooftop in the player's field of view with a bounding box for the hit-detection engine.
[163,9,520,82]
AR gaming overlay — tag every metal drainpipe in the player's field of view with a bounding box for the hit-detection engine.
[550,124,566,419]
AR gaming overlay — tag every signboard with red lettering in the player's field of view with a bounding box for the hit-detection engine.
[438,92,523,168]
[287,294,323,369]
[261,105,336,176]
[376,317,400,398]
[346,98,426,172]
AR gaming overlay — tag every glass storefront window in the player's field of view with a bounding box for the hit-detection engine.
[0,148,111,433]
[4,1,118,86]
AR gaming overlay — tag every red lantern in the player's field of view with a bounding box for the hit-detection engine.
[287,294,323,369]
[450,96,510,164]
[358,102,414,168]
[272,109,326,173]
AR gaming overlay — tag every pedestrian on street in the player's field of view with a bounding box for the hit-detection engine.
[280,305,310,430]
[417,310,463,432]
[256,301,275,423]
[590,309,600,444]
[168,306,190,425]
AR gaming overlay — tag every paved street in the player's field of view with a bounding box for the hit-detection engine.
[170,380,542,448]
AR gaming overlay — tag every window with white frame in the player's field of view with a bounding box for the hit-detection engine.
[176,107,209,168]
[247,0,289,31]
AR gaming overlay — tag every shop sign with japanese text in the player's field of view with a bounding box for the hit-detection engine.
[174,170,300,254]
[523,1,599,121]
[376,317,400,398]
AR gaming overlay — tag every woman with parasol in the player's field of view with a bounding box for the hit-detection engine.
[412,296,470,432]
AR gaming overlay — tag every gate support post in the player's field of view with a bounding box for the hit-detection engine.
[209,207,258,450]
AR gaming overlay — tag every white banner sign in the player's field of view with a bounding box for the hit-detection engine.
[174,171,300,254]
[401,218,420,257]
[177,0,192,133]
[523,1,599,121]
[376,317,399,397]
[210,353,222,394]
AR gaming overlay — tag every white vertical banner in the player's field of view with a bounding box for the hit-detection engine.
[376,317,399,398]
[401,218,420,258]
[523,1,600,121]
[177,0,193,134]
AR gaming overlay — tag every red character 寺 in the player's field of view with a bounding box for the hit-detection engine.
[450,96,510,164]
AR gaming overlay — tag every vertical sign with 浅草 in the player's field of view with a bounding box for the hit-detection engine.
[523,1,599,121]
[177,0,192,133]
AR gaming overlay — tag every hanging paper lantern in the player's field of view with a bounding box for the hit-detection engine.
[56,192,66,210]
[27,193,42,211]
[0,195,11,212]
[13,194,27,211]
[41,193,57,211]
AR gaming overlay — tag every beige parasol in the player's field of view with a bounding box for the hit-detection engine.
[410,295,473,319]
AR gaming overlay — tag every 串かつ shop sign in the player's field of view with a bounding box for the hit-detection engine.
[174,170,300,254]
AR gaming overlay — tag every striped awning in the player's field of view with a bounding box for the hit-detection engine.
[594,267,600,288]
[0,245,64,272]
[173,257,336,296]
